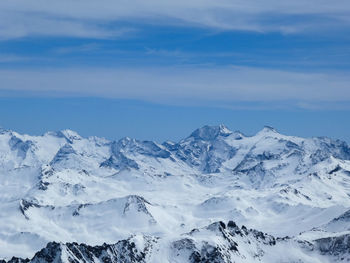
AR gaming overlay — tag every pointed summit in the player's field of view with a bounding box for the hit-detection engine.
[116,136,135,148]
[190,124,232,141]
[46,129,82,143]
[0,126,9,135]
[60,129,82,141]
[256,126,279,136]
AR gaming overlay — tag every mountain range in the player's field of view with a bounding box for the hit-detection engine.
[1,125,350,262]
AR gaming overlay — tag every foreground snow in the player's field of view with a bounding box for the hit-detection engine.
[0,125,350,262]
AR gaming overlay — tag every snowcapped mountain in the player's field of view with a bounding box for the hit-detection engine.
[1,125,350,262]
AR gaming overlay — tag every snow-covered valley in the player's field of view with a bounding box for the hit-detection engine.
[1,125,350,262]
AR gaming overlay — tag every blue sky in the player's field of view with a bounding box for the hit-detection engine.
[1,97,350,143]
[0,0,349,142]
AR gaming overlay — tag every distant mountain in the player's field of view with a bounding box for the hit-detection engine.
[0,125,350,262]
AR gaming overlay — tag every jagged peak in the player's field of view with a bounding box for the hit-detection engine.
[112,137,171,159]
[189,124,232,141]
[59,129,82,141]
[45,129,82,143]
[125,194,151,205]
[117,136,136,146]
[0,128,31,140]
[114,137,142,150]
[0,126,11,135]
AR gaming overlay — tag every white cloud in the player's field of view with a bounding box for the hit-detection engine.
[0,0,350,39]
[0,66,349,109]
[0,54,28,63]
[0,11,134,40]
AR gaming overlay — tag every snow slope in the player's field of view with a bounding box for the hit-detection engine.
[0,125,350,262]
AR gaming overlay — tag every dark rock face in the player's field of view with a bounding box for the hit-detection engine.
[189,125,232,141]
[37,166,54,191]
[310,138,350,165]
[327,209,350,228]
[168,126,237,174]
[328,165,342,175]
[30,242,63,263]
[315,234,350,256]
[9,136,33,159]
[19,199,41,220]
[19,199,56,220]
[17,236,155,263]
[50,144,76,165]
[49,131,82,144]
[4,220,350,263]
[101,138,172,171]
[123,195,151,215]
[114,138,171,159]
[170,221,276,263]
[100,152,139,170]
[1,221,279,263]
[4,258,29,263]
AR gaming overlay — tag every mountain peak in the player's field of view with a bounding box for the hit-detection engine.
[190,125,232,141]
[0,126,15,136]
[59,129,82,141]
[45,129,82,143]
[257,126,279,136]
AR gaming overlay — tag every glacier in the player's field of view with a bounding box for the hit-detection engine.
[1,125,350,262]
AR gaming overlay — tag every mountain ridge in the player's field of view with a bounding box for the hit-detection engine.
[0,125,350,262]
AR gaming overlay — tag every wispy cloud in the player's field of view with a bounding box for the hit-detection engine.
[0,54,28,63]
[0,65,349,109]
[1,0,350,39]
[53,43,102,55]
[0,11,134,40]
